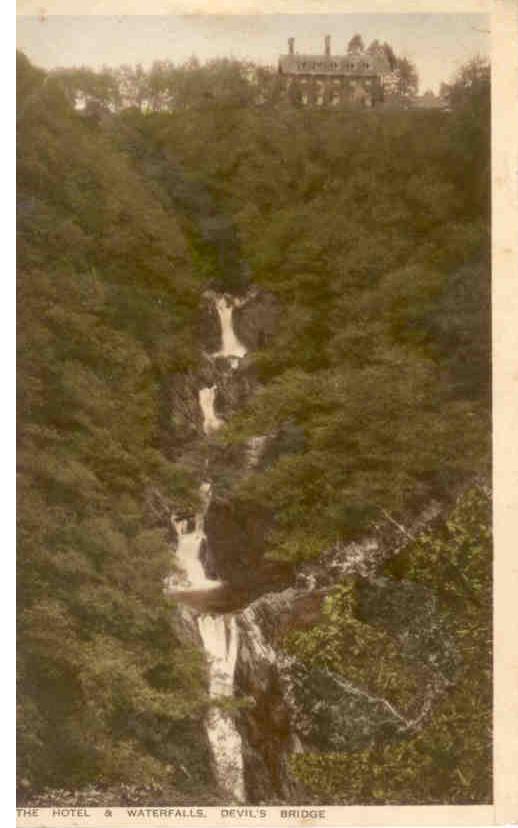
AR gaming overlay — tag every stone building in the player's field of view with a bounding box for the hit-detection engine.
[278,35,390,107]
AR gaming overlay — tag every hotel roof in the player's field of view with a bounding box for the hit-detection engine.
[279,54,389,77]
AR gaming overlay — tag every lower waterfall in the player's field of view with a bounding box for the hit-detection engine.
[169,483,245,800]
[198,615,245,802]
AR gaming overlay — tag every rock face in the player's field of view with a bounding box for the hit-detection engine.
[234,291,280,352]
[167,371,204,450]
[199,297,222,354]
[228,505,457,800]
[205,496,294,600]
[213,361,258,422]
[235,603,303,804]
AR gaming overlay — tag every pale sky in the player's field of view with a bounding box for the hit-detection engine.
[17,13,489,93]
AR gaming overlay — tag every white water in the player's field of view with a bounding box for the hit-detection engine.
[169,482,220,592]
[199,386,224,435]
[198,615,245,801]
[214,296,247,360]
[168,295,247,801]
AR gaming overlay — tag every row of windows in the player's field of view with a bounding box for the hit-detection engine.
[300,92,374,106]
[295,61,373,71]
[297,78,373,86]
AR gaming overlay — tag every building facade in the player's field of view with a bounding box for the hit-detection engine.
[278,35,390,107]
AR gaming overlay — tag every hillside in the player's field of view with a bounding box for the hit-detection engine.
[17,51,219,801]
[17,51,491,805]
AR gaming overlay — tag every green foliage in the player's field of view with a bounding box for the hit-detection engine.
[101,55,490,568]
[288,487,492,804]
[142,63,489,563]
[284,581,427,713]
[17,47,491,803]
[17,51,214,794]
[387,486,492,605]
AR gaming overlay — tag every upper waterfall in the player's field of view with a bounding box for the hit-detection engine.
[213,295,247,361]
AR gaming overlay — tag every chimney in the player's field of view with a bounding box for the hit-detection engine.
[325,34,331,56]
[288,37,295,55]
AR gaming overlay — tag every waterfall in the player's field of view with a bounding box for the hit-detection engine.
[199,386,224,435]
[169,294,247,801]
[198,615,245,801]
[169,483,219,592]
[214,295,247,361]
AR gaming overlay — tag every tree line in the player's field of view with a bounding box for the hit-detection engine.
[48,35,420,115]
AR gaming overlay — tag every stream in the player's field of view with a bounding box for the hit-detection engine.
[167,293,255,802]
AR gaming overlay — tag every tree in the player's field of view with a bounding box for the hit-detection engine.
[17,51,215,799]
[347,34,365,54]
[366,39,382,54]
[443,56,490,215]
[394,56,419,98]
[443,55,490,111]
[51,66,121,112]
[382,42,398,71]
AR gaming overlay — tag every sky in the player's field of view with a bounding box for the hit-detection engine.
[17,13,489,93]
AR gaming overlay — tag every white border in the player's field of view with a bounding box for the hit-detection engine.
[12,0,518,825]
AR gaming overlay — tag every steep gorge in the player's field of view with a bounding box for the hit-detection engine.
[166,289,472,805]
[167,292,262,802]
[17,49,492,805]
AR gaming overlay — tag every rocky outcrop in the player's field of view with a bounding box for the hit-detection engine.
[235,605,304,804]
[213,361,258,422]
[234,291,280,352]
[230,502,457,799]
[293,499,444,590]
[168,371,204,448]
[199,297,222,354]
[204,496,294,599]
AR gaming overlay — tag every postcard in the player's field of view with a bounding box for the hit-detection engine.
[15,0,518,825]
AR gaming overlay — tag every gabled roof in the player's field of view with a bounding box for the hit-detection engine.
[278,52,389,77]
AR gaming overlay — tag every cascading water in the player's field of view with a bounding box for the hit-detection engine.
[169,483,219,593]
[199,386,223,435]
[214,295,247,366]
[168,293,249,801]
[198,615,245,802]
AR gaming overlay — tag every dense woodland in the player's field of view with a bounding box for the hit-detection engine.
[17,47,491,803]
